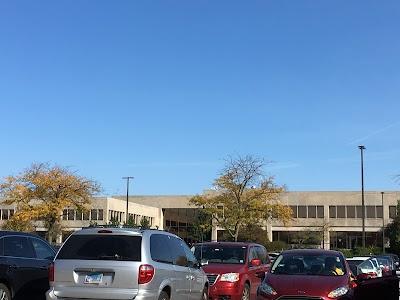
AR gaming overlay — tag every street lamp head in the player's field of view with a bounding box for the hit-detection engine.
[358,145,366,150]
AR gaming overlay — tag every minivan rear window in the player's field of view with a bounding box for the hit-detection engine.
[56,235,141,261]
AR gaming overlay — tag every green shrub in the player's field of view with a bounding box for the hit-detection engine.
[266,240,290,252]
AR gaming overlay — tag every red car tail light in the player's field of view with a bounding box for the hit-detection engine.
[49,262,54,282]
[350,280,357,289]
[139,264,154,284]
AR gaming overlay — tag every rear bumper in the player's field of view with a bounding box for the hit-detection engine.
[46,287,142,300]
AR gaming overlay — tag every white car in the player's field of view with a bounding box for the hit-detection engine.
[351,256,382,277]
[346,257,382,278]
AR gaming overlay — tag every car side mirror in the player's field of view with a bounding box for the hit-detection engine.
[251,258,261,266]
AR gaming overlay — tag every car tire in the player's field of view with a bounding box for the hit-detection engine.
[0,283,10,300]
[158,291,169,300]
[202,286,208,300]
[241,283,250,300]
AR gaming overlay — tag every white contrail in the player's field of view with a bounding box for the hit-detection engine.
[348,121,400,145]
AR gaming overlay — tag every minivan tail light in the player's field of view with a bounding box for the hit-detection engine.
[139,264,154,284]
[98,230,113,233]
[49,262,54,282]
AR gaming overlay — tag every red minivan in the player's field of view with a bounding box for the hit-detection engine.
[191,242,271,300]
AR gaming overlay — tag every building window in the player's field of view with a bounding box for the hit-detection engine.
[389,206,397,219]
[317,206,324,218]
[337,206,345,218]
[68,209,74,220]
[356,206,363,218]
[308,206,316,218]
[1,209,9,220]
[98,209,103,220]
[91,209,97,220]
[366,206,376,218]
[329,206,336,218]
[62,209,68,220]
[298,206,307,218]
[76,210,82,220]
[83,211,90,220]
[376,206,383,218]
[347,206,356,218]
[290,206,297,218]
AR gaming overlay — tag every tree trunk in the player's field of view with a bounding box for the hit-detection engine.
[47,222,56,244]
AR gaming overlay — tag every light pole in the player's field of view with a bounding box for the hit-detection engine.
[122,177,134,225]
[381,191,385,254]
[358,145,366,252]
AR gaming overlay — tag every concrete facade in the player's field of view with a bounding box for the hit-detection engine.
[0,190,399,249]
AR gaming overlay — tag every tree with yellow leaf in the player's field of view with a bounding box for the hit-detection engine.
[189,154,293,242]
[0,162,103,243]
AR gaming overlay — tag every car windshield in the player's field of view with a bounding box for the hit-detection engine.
[370,259,379,268]
[270,253,346,276]
[377,258,389,265]
[359,260,375,270]
[191,245,246,264]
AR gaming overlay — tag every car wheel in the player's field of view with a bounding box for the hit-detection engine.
[241,283,250,300]
[158,291,169,300]
[202,286,208,300]
[0,284,10,300]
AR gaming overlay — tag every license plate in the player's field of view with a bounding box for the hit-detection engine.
[84,273,103,284]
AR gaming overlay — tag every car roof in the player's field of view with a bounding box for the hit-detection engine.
[352,256,377,260]
[74,227,170,236]
[380,253,399,259]
[280,249,343,256]
[377,257,389,262]
[193,241,255,247]
[0,230,44,239]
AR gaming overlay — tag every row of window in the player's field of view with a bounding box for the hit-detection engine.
[109,210,155,226]
[62,209,104,221]
[289,205,397,219]
[62,209,154,226]
[0,209,14,220]
[290,206,324,218]
[166,220,192,227]
[329,205,397,219]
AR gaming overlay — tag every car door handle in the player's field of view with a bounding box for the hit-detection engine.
[10,265,19,269]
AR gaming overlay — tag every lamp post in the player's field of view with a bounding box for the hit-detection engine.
[122,177,134,225]
[381,191,385,254]
[358,145,366,252]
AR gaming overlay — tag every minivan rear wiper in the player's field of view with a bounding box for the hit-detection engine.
[97,254,130,260]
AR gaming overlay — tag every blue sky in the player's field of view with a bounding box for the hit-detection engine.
[1,1,400,196]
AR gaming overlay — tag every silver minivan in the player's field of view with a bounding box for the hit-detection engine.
[46,227,208,300]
